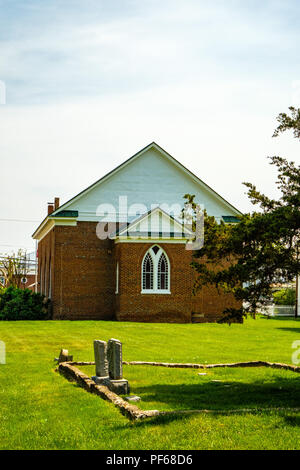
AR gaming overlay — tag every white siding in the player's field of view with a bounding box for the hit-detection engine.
[66,147,238,222]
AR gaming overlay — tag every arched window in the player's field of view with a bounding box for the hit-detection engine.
[142,253,153,290]
[158,253,168,290]
[141,246,170,293]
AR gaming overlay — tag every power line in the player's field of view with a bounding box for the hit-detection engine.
[0,244,35,248]
[0,218,39,223]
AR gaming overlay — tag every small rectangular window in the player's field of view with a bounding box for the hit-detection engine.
[115,262,119,294]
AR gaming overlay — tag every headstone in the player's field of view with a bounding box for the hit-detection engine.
[107,338,123,380]
[92,338,129,395]
[94,340,109,378]
[58,349,73,363]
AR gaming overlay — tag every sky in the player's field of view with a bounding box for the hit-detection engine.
[0,0,299,253]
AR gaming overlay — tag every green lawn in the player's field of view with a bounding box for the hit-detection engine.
[1,317,300,450]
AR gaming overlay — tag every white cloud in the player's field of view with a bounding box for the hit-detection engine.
[0,0,299,252]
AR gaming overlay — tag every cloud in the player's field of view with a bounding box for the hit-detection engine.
[1,0,300,104]
[0,0,299,252]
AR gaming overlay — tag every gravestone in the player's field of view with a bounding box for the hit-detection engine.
[58,349,73,363]
[107,338,123,380]
[92,338,129,395]
[94,340,109,378]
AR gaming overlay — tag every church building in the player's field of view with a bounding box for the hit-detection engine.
[32,142,242,323]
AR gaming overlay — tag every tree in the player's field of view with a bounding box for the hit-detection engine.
[273,288,296,306]
[0,250,29,289]
[188,108,300,323]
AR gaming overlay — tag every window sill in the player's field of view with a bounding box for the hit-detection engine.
[141,290,171,295]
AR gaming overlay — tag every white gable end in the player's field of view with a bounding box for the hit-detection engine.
[116,207,192,238]
[54,143,241,223]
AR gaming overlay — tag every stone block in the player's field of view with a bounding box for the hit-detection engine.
[92,376,130,395]
[125,396,141,402]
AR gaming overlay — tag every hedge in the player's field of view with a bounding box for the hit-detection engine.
[0,286,50,320]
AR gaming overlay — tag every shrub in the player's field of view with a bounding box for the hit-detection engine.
[273,288,296,306]
[0,286,50,320]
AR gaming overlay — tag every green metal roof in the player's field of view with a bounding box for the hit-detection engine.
[53,210,79,218]
[222,215,240,223]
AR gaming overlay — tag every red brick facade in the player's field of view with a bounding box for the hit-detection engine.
[38,222,115,320]
[115,242,193,323]
[37,221,241,322]
[22,274,36,291]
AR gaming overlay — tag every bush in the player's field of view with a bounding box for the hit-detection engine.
[0,286,50,320]
[273,288,296,306]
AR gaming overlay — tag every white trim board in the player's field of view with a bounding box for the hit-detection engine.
[33,217,77,241]
[114,238,188,244]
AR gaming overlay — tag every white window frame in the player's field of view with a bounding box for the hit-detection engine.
[141,245,170,294]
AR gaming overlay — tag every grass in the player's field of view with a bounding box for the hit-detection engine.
[1,316,300,449]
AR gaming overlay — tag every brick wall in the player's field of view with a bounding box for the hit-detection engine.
[37,227,55,300]
[115,242,193,323]
[37,222,241,322]
[22,274,36,291]
[191,257,242,322]
[115,242,241,323]
[191,284,242,323]
[38,222,115,320]
[53,222,115,320]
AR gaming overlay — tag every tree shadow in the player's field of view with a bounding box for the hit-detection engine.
[259,315,300,332]
[276,327,300,333]
[133,375,300,413]
[60,366,300,428]
[115,411,191,429]
[260,316,299,322]
[283,415,300,427]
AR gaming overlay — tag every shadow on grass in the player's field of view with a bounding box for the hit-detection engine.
[276,328,300,333]
[133,376,300,412]
[283,415,300,427]
[59,368,300,428]
[260,316,299,321]
[130,412,191,428]
[259,315,300,333]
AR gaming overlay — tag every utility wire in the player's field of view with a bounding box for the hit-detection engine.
[0,218,39,223]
